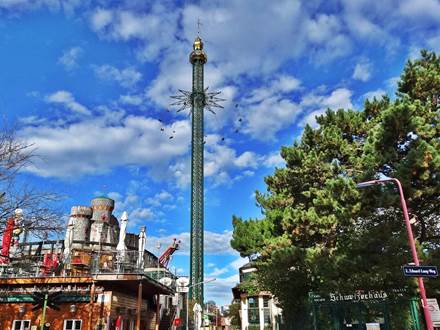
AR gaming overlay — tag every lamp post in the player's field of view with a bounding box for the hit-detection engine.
[356,177,433,330]
[186,278,216,330]
[156,242,161,280]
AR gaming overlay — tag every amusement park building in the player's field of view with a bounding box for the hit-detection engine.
[0,197,181,330]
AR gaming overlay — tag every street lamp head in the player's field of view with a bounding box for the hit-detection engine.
[356,182,375,189]
[356,179,390,189]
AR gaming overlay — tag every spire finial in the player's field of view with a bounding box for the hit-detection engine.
[197,18,202,36]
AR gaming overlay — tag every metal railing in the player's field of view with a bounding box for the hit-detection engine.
[0,249,175,286]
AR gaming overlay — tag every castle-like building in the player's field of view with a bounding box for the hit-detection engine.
[0,197,180,330]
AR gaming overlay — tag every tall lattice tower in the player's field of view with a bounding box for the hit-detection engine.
[189,35,206,305]
[172,35,223,305]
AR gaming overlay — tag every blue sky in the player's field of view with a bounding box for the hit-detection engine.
[0,0,439,306]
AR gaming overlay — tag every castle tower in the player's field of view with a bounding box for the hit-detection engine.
[69,206,92,248]
[89,197,119,248]
[189,35,207,304]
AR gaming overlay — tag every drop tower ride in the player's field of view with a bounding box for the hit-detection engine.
[172,34,223,305]
[188,35,206,304]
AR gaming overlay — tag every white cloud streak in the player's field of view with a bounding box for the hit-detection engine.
[58,46,83,70]
[300,88,353,128]
[146,230,235,256]
[94,65,142,88]
[20,113,190,178]
[352,60,372,82]
[45,90,91,116]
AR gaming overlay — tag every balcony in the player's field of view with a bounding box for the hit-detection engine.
[0,239,176,288]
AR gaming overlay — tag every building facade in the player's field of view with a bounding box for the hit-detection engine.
[0,197,179,330]
[232,263,283,330]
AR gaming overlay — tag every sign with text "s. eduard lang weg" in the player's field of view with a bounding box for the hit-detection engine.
[402,265,438,278]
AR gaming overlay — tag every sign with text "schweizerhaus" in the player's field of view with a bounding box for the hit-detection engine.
[402,265,438,278]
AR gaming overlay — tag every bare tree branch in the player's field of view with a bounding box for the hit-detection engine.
[0,121,64,240]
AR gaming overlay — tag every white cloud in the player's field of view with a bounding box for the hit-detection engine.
[130,207,153,221]
[302,109,327,128]
[19,116,48,126]
[246,75,301,104]
[263,151,285,168]
[205,256,249,305]
[146,230,235,256]
[272,75,302,94]
[427,35,440,53]
[119,94,144,106]
[105,187,179,226]
[205,273,239,305]
[0,0,27,7]
[20,114,191,178]
[145,1,349,111]
[363,89,386,100]
[169,158,191,188]
[241,75,302,140]
[233,151,258,169]
[300,88,353,127]
[90,8,113,31]
[182,1,351,77]
[58,46,83,70]
[0,0,59,11]
[399,0,440,24]
[0,0,86,14]
[208,266,229,277]
[145,190,173,207]
[244,97,299,140]
[352,60,372,81]
[203,137,260,185]
[94,65,142,88]
[89,4,179,62]
[230,257,249,270]
[169,134,268,188]
[323,88,353,109]
[45,90,91,116]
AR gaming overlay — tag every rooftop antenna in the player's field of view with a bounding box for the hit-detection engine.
[197,18,202,36]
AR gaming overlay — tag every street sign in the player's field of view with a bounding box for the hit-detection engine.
[177,286,189,293]
[176,276,189,293]
[402,265,438,278]
[426,298,440,327]
[366,323,380,330]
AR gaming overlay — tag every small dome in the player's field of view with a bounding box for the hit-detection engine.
[193,36,203,51]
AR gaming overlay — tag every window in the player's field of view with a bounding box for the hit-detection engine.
[63,319,82,330]
[248,297,259,325]
[263,296,270,307]
[263,309,271,324]
[263,297,271,325]
[13,320,31,330]
[248,297,258,308]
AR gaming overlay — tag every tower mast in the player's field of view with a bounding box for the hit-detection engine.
[189,35,207,304]
[171,33,224,305]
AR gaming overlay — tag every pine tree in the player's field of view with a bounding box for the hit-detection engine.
[231,51,440,328]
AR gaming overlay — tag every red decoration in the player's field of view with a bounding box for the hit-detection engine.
[41,253,59,275]
[115,315,123,330]
[0,218,15,264]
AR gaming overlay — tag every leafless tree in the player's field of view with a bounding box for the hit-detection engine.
[0,123,64,239]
